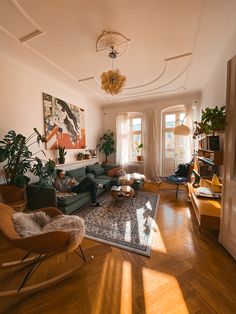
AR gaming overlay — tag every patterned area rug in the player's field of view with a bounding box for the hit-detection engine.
[76,191,160,256]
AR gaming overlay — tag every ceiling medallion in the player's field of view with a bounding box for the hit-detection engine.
[96,31,130,95]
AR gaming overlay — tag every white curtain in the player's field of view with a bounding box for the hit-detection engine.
[143,110,160,181]
[116,113,129,166]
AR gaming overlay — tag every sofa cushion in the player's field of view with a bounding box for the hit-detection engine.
[86,164,105,176]
[101,164,120,172]
[86,173,95,180]
[94,178,111,186]
[67,167,86,182]
[57,191,90,207]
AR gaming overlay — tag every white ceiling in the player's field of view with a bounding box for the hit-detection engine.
[1,0,236,105]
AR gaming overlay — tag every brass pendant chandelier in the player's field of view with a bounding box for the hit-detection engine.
[96,31,130,96]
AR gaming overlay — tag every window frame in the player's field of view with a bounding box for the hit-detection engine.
[162,109,186,175]
[128,114,142,161]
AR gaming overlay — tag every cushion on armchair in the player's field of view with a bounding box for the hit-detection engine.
[12,211,85,250]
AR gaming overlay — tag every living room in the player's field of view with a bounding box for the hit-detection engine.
[0,0,236,313]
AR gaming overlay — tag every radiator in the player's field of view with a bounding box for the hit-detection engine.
[124,163,141,173]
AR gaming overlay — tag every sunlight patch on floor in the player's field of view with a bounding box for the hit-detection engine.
[120,261,132,314]
[124,220,131,242]
[142,267,189,314]
[151,222,167,253]
[92,255,117,313]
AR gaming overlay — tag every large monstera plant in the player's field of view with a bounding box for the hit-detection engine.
[0,128,55,188]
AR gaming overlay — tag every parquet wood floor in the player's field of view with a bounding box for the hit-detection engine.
[0,183,235,314]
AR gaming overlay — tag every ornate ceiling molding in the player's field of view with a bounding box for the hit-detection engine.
[10,0,44,42]
[123,52,192,90]
[78,52,192,100]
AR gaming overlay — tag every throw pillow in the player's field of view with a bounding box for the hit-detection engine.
[106,167,122,177]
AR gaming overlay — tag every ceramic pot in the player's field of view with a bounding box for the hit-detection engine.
[58,157,65,164]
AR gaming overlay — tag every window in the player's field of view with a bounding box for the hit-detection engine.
[128,115,142,160]
[162,110,187,176]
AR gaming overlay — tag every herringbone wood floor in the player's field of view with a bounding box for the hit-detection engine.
[0,183,236,314]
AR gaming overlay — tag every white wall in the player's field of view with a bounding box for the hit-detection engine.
[103,93,200,131]
[0,53,103,183]
[102,92,200,168]
[200,32,236,109]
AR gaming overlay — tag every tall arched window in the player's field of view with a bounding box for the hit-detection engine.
[162,106,189,176]
[116,112,142,165]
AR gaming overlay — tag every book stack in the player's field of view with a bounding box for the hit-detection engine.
[111,186,121,191]
[195,187,220,199]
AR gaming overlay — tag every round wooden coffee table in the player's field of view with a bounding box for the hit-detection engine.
[119,175,134,186]
[111,185,134,205]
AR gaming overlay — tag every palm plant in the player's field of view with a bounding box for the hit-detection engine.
[0,128,55,187]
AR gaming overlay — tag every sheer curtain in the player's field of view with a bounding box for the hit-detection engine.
[185,104,194,161]
[143,110,160,181]
[116,113,129,166]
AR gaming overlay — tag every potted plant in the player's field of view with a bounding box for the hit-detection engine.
[193,106,226,138]
[135,143,143,161]
[58,146,67,164]
[97,130,116,163]
[0,128,55,203]
[77,152,84,160]
[84,151,91,159]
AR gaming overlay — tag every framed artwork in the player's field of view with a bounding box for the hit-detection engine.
[43,93,86,149]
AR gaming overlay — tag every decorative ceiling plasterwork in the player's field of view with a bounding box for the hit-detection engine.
[79,52,192,101]
[0,0,200,103]
[10,0,43,42]
[123,53,192,90]
[96,31,131,59]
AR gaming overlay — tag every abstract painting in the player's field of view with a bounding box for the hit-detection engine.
[43,93,86,149]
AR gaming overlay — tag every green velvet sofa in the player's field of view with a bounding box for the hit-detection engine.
[26,163,119,215]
